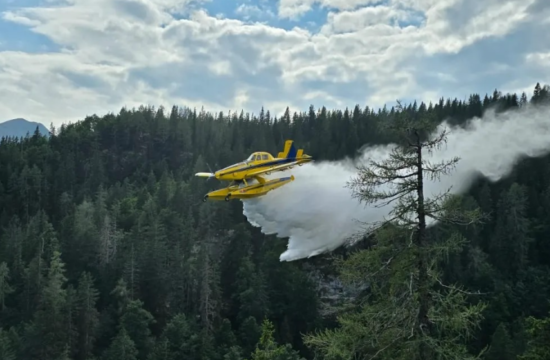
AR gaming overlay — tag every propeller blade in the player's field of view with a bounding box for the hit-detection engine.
[200,163,217,181]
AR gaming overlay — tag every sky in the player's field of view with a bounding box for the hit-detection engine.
[0,0,549,127]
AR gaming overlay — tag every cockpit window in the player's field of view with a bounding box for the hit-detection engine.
[246,153,269,162]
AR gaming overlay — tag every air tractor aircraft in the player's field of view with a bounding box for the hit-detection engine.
[195,140,313,201]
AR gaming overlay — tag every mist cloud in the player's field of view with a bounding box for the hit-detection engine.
[242,104,550,261]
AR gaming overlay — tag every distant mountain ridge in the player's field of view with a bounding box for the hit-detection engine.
[0,118,50,139]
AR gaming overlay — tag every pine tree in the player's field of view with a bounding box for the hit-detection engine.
[0,262,14,310]
[0,329,16,360]
[119,300,155,359]
[489,183,533,277]
[103,327,138,360]
[485,323,515,360]
[519,316,550,360]
[247,319,304,360]
[152,313,201,360]
[26,250,70,359]
[75,271,100,360]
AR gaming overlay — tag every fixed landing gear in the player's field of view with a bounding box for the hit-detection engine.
[203,195,208,202]
[225,194,231,201]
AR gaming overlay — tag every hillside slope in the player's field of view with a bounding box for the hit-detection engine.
[0,83,549,359]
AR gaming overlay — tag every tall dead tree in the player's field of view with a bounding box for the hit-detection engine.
[304,102,487,360]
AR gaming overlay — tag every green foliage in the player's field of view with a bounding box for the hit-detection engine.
[518,315,550,360]
[103,327,138,360]
[0,262,14,310]
[304,105,487,359]
[248,319,305,360]
[0,83,548,360]
[119,300,155,358]
[0,328,16,360]
[484,323,516,360]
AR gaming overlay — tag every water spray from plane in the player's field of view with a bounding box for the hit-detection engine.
[242,104,550,262]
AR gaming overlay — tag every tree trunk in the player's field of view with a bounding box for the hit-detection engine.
[416,135,431,360]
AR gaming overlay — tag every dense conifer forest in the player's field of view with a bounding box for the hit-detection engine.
[1,82,550,359]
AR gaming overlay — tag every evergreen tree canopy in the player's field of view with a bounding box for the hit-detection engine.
[0,84,550,359]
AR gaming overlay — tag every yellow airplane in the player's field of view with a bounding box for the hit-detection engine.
[195,140,313,201]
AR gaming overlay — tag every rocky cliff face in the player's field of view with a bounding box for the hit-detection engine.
[302,257,368,317]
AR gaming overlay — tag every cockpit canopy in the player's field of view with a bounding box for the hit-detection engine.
[246,152,273,162]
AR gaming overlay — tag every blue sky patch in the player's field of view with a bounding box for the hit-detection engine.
[0,0,63,52]
[0,18,60,52]
[0,0,41,12]
[201,0,237,18]
[0,0,548,127]
[199,0,330,33]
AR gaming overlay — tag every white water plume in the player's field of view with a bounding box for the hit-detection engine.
[242,104,550,262]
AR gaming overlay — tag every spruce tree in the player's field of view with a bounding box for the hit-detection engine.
[519,316,550,360]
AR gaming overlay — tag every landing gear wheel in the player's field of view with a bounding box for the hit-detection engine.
[225,194,231,201]
[203,195,208,202]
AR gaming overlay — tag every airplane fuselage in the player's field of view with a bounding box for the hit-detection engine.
[214,156,310,181]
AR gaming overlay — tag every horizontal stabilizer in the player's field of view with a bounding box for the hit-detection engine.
[195,172,215,177]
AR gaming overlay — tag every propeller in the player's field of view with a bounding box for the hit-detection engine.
[195,172,215,178]
[205,162,216,181]
[195,162,217,181]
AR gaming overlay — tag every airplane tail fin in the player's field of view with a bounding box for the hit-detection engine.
[278,140,298,159]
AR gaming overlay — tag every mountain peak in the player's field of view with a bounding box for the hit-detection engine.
[0,118,50,139]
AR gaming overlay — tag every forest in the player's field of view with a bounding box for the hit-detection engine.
[1,82,550,360]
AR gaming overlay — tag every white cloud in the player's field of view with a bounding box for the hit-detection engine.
[278,0,382,19]
[235,3,275,20]
[320,6,417,33]
[1,11,42,26]
[0,0,549,126]
[526,52,550,66]
[424,0,537,53]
